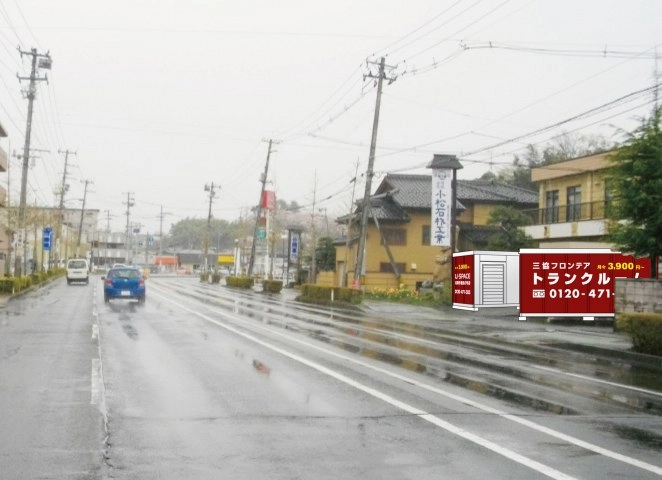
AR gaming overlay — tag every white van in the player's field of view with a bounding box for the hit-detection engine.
[66,259,89,285]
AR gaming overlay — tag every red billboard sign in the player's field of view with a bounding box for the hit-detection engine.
[452,253,474,308]
[519,249,651,318]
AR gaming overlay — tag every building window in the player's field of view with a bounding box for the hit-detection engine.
[545,190,559,224]
[380,262,406,273]
[381,228,407,246]
[567,186,582,221]
[422,225,430,245]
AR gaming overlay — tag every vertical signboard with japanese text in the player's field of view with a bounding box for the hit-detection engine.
[519,248,651,320]
[431,169,452,247]
[452,252,475,310]
[290,232,299,262]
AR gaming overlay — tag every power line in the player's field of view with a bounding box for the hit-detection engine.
[462,83,660,157]
[374,0,467,57]
[461,41,662,60]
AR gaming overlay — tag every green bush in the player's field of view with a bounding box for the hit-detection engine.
[200,272,210,282]
[225,276,254,289]
[262,280,283,293]
[211,272,221,284]
[363,282,452,307]
[615,313,662,356]
[0,279,14,293]
[299,284,363,305]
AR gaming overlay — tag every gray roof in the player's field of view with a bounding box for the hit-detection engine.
[374,173,537,209]
[336,173,538,224]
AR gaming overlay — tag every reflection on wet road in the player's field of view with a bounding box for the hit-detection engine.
[93,276,662,479]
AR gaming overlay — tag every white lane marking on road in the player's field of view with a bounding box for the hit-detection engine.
[151,291,576,480]
[151,286,662,477]
[92,324,99,341]
[531,365,662,398]
[91,358,100,405]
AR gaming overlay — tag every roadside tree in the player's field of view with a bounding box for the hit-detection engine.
[485,206,535,251]
[607,106,662,278]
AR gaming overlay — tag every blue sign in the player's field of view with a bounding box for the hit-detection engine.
[290,234,299,258]
[42,227,53,251]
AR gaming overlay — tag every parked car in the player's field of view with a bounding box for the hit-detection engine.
[103,267,146,304]
[66,258,89,285]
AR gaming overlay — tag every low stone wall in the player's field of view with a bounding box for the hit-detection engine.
[615,278,662,314]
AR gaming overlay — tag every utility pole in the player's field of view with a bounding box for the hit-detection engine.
[203,182,220,272]
[56,149,75,267]
[124,193,134,264]
[248,139,277,276]
[16,47,51,276]
[343,159,360,286]
[77,179,92,256]
[158,206,171,257]
[101,210,113,233]
[353,57,397,288]
[310,172,318,284]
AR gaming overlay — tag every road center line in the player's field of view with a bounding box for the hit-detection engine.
[152,290,577,480]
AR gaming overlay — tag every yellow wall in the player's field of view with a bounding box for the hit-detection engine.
[334,200,532,291]
[532,152,611,207]
[336,211,454,290]
[457,203,507,225]
[538,170,607,207]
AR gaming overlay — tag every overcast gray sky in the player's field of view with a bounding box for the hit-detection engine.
[0,0,660,234]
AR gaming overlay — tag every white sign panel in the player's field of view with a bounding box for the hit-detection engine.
[431,169,453,246]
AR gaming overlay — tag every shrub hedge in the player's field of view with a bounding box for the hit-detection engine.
[299,284,363,305]
[0,268,65,294]
[615,312,662,356]
[262,280,283,294]
[225,276,254,289]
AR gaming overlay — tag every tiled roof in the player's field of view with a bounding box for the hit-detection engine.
[374,173,537,208]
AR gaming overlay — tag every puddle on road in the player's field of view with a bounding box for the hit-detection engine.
[606,424,662,449]
[122,323,138,340]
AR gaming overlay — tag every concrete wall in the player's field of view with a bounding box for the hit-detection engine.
[615,278,662,314]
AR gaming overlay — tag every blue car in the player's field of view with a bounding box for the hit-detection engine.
[103,267,146,304]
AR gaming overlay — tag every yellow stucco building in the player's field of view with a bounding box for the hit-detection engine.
[331,173,537,291]
[521,151,613,248]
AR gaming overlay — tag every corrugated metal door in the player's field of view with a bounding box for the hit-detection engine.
[482,263,505,305]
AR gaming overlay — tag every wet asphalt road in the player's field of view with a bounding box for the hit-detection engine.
[1,275,661,479]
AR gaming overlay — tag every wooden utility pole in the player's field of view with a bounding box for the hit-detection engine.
[248,139,277,276]
[16,47,50,275]
[55,149,75,267]
[310,172,318,284]
[158,205,171,256]
[203,182,220,272]
[343,159,360,286]
[353,57,397,287]
[124,193,134,264]
[77,179,92,256]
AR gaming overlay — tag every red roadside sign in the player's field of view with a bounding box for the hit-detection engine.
[519,249,651,318]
